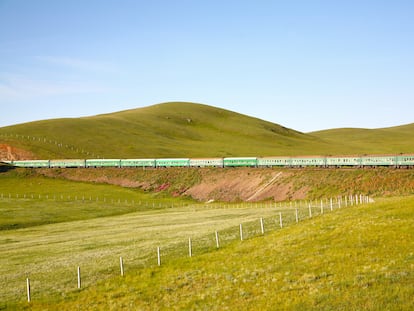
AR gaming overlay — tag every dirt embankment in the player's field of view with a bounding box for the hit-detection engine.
[36,167,414,202]
[184,169,302,202]
[37,167,301,202]
[0,144,34,161]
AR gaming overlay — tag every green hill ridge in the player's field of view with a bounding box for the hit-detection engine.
[1,102,413,159]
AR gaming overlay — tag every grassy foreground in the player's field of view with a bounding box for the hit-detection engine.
[4,196,413,310]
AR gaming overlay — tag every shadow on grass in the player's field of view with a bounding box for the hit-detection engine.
[0,163,15,173]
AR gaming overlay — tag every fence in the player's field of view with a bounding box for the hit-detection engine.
[0,191,372,209]
[15,194,372,303]
[0,191,189,209]
[0,132,101,158]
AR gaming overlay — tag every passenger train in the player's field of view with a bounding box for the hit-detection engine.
[4,154,414,168]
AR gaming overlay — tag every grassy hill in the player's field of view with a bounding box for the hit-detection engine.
[0,102,316,159]
[310,123,414,155]
[2,102,413,159]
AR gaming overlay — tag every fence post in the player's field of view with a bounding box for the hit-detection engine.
[309,204,312,218]
[157,247,161,266]
[77,266,81,288]
[26,278,31,302]
[188,238,192,257]
[320,200,324,214]
[260,218,265,235]
[295,209,299,223]
[240,224,243,241]
[330,198,333,211]
[215,231,220,249]
[120,257,124,276]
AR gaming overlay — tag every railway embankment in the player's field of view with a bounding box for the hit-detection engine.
[34,167,414,202]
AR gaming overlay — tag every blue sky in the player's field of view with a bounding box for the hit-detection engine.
[1,0,413,132]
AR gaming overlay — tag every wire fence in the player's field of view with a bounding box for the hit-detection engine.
[2,194,372,304]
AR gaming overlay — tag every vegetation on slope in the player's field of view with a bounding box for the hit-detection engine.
[1,102,413,159]
[0,102,317,159]
[0,168,192,230]
[10,196,414,310]
[311,123,414,155]
[35,167,414,202]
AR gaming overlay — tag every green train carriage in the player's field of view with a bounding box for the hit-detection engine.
[396,155,414,167]
[155,158,190,167]
[85,159,121,168]
[120,159,156,167]
[223,157,257,167]
[326,156,362,167]
[12,160,50,168]
[49,159,86,168]
[257,157,291,167]
[361,156,397,167]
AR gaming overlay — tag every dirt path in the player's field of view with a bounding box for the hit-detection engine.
[246,171,282,201]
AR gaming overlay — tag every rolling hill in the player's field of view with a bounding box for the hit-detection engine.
[310,123,414,155]
[1,102,413,159]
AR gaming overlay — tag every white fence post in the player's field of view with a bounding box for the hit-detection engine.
[240,224,243,241]
[77,266,81,288]
[215,231,220,249]
[309,204,312,218]
[188,238,192,257]
[320,200,324,214]
[120,257,124,276]
[295,209,299,223]
[26,278,31,302]
[157,247,161,266]
[330,198,333,211]
[260,218,265,235]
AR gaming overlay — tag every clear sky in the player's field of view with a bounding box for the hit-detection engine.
[1,0,413,132]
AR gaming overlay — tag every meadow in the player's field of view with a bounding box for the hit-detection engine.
[0,168,369,309]
[0,196,296,308]
[1,193,412,310]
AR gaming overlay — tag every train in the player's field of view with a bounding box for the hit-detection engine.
[3,154,414,168]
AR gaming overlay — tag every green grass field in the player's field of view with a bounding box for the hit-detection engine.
[0,199,289,308]
[1,191,413,310]
[1,102,413,159]
[0,168,194,230]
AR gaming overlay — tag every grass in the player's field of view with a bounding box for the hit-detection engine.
[283,168,414,199]
[8,195,412,311]
[0,169,194,230]
[310,123,414,155]
[2,102,413,159]
[0,202,289,308]
[32,166,414,202]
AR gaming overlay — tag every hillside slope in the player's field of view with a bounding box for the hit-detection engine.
[0,102,319,159]
[37,167,414,202]
[310,123,414,155]
[1,102,414,159]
